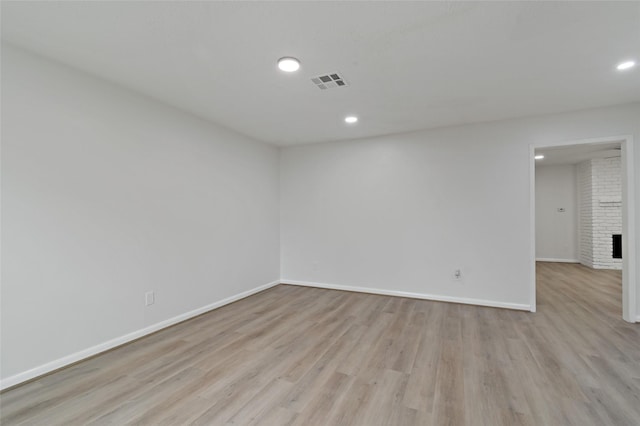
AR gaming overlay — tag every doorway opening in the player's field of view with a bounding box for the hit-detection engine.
[530,136,636,322]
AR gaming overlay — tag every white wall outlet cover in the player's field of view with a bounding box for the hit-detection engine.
[145,291,155,306]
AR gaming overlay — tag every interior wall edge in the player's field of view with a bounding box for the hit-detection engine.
[280,279,531,312]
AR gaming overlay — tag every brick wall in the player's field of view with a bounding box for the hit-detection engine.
[577,157,622,270]
[577,160,593,267]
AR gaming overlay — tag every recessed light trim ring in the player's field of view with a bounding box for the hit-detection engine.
[617,60,636,71]
[277,57,301,72]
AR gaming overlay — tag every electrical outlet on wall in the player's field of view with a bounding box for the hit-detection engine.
[145,291,155,306]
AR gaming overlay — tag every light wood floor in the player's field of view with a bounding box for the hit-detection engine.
[1,262,639,425]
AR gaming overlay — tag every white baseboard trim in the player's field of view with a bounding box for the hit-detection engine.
[536,258,580,263]
[281,279,531,311]
[636,315,640,323]
[0,280,280,391]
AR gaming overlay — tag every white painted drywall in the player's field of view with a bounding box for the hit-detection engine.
[535,164,579,262]
[280,102,640,309]
[0,45,280,382]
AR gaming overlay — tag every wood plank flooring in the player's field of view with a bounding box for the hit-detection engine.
[1,262,639,425]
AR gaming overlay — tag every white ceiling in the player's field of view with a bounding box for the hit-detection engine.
[2,1,639,146]
[535,142,622,166]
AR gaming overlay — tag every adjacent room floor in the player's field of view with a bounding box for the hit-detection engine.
[1,262,638,425]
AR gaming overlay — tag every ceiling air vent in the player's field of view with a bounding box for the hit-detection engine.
[311,72,348,90]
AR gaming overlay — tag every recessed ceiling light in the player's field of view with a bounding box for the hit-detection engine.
[277,57,300,72]
[535,155,545,160]
[616,60,636,71]
[345,116,358,124]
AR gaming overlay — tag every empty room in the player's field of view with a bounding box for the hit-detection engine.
[1,1,639,425]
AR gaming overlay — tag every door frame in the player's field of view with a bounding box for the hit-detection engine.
[529,135,636,322]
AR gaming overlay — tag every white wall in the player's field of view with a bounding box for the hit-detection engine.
[535,164,579,262]
[578,160,594,267]
[280,102,640,310]
[578,158,623,269]
[591,157,622,269]
[1,45,280,384]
